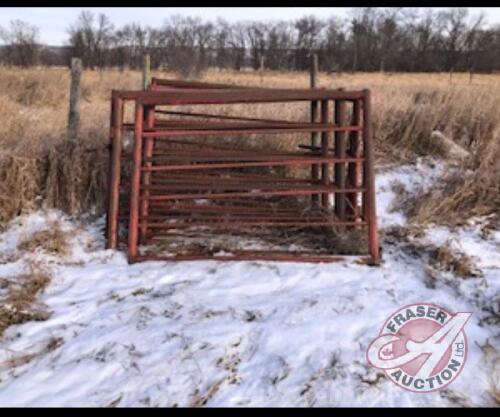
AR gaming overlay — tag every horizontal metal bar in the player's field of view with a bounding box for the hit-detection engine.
[137,209,324,218]
[147,150,328,161]
[140,187,366,201]
[140,220,367,228]
[144,120,357,129]
[151,77,256,90]
[131,253,372,264]
[155,110,297,125]
[121,206,328,217]
[114,88,364,105]
[141,182,339,192]
[142,214,352,223]
[142,156,363,171]
[149,175,318,184]
[145,201,317,212]
[142,125,362,138]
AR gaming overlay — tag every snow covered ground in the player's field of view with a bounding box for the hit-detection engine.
[0,158,498,407]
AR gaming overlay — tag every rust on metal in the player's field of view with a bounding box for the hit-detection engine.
[105,77,380,264]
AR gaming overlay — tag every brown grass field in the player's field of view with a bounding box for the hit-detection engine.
[0,67,499,228]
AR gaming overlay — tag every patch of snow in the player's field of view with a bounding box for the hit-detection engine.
[0,159,498,407]
[375,158,445,229]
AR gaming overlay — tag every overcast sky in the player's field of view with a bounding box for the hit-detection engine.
[1,7,499,46]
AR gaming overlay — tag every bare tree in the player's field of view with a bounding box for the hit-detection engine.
[266,21,294,70]
[56,8,500,74]
[294,16,324,70]
[163,15,196,78]
[244,22,268,70]
[463,12,486,72]
[321,16,346,72]
[67,11,114,69]
[228,24,247,70]
[0,20,40,67]
[438,8,469,71]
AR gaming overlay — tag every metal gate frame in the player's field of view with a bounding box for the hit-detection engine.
[106,79,380,264]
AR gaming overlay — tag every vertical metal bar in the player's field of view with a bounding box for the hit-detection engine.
[320,99,330,208]
[105,92,116,247]
[334,91,347,219]
[128,101,144,261]
[140,105,155,242]
[362,90,380,264]
[106,93,123,250]
[347,99,361,220]
[311,100,320,204]
[310,54,320,206]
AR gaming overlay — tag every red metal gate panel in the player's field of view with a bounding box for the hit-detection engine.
[106,79,379,264]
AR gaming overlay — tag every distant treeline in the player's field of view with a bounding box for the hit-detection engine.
[1,8,500,76]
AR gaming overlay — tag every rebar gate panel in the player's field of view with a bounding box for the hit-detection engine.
[106,78,380,264]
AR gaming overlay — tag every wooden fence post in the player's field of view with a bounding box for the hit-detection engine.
[310,52,318,88]
[259,54,265,85]
[142,53,151,90]
[67,57,82,142]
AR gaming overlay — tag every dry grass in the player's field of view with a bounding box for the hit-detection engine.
[0,67,499,227]
[428,242,481,278]
[410,130,500,226]
[0,260,52,336]
[476,340,500,406]
[17,220,70,256]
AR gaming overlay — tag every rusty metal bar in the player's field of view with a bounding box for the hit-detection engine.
[141,220,366,229]
[141,125,362,138]
[106,93,124,250]
[140,105,155,242]
[310,101,321,202]
[142,186,365,201]
[106,81,378,264]
[143,120,321,129]
[116,88,365,104]
[155,110,297,125]
[348,99,361,220]
[310,53,320,207]
[150,77,256,90]
[362,90,380,265]
[132,253,372,264]
[145,151,362,163]
[140,181,364,193]
[142,156,363,172]
[320,100,330,208]
[127,101,144,261]
[334,94,347,219]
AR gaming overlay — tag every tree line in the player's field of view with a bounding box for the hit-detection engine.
[1,8,500,76]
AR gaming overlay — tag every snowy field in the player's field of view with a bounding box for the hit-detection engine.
[0,158,498,407]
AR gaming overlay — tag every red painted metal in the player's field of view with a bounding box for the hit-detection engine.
[334,94,347,219]
[105,93,123,250]
[127,101,144,260]
[104,77,380,265]
[362,89,380,264]
[348,99,361,221]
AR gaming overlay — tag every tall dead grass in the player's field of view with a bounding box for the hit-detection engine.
[0,67,499,227]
